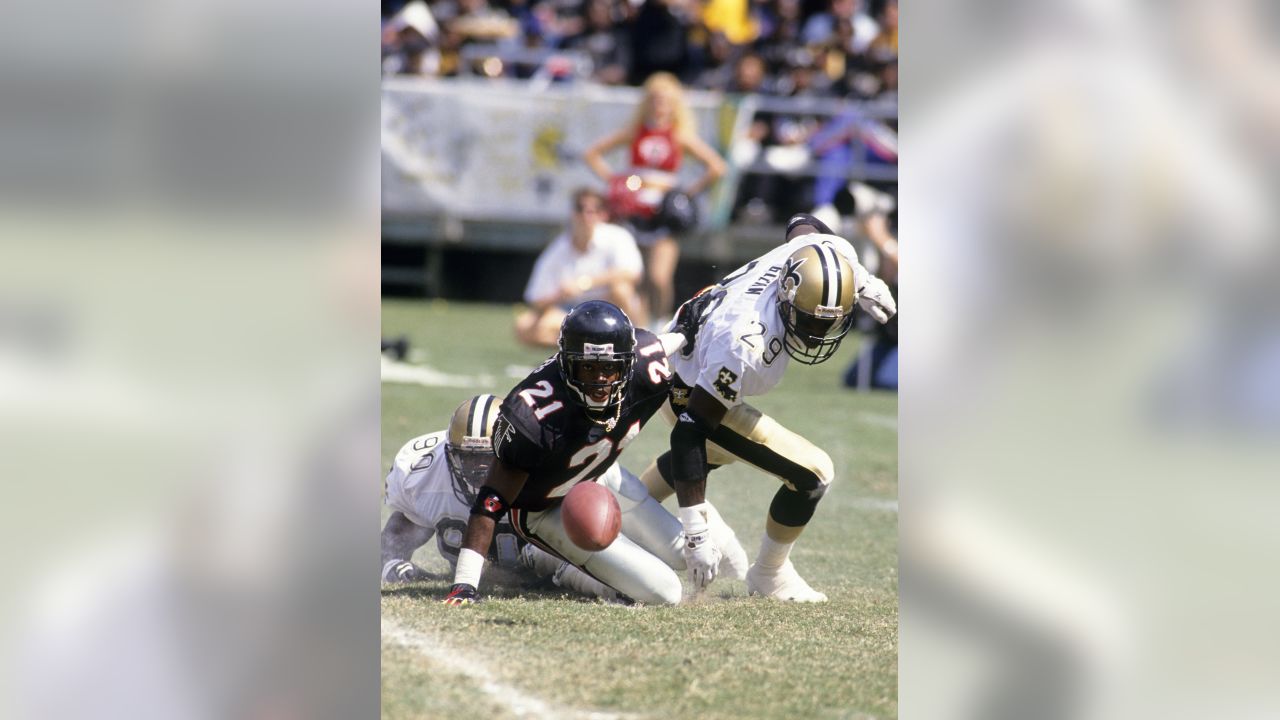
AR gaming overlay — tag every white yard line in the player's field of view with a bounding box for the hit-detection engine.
[380,357,495,389]
[851,497,899,513]
[381,617,625,720]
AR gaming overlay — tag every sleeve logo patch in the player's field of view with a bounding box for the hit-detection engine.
[492,415,514,455]
[713,367,739,402]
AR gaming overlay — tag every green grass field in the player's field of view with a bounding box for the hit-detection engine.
[381,298,898,719]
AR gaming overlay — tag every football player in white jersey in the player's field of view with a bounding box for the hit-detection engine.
[643,214,897,602]
[382,394,622,601]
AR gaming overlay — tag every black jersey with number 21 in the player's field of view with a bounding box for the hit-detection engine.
[492,328,674,511]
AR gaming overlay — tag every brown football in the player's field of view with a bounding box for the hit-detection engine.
[561,481,622,551]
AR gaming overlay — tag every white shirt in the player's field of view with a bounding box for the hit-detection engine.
[523,222,642,305]
[668,233,867,408]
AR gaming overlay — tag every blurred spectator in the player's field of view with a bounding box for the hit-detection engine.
[808,106,897,208]
[866,0,897,63]
[732,50,827,221]
[754,0,806,72]
[801,0,878,54]
[841,181,897,390]
[584,72,726,323]
[382,1,441,76]
[514,188,645,347]
[625,0,699,86]
[693,32,743,91]
[729,51,771,94]
[562,0,630,85]
[702,0,760,47]
[436,0,520,76]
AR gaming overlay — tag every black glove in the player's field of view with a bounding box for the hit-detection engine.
[673,295,704,357]
[442,583,479,606]
[673,287,724,357]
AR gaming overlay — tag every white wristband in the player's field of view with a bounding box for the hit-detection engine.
[677,503,710,536]
[453,548,485,587]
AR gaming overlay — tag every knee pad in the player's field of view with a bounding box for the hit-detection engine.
[726,410,835,494]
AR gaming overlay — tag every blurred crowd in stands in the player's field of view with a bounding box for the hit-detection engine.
[381,0,897,101]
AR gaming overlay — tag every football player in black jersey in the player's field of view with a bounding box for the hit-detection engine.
[443,301,747,606]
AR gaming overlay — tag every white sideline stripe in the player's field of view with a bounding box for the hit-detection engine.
[857,412,898,432]
[382,618,624,720]
[851,497,898,513]
[380,356,495,389]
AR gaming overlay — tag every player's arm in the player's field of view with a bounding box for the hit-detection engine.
[443,457,528,605]
[678,131,726,197]
[584,128,632,183]
[381,512,441,583]
[669,386,729,589]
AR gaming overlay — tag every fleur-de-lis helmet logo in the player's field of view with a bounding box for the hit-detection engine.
[780,256,807,302]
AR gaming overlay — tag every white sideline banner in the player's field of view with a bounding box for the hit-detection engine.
[381,78,724,222]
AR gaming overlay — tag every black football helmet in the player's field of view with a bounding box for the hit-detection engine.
[445,394,500,505]
[557,301,636,424]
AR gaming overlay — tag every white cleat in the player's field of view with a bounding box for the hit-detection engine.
[746,560,829,603]
[704,503,750,581]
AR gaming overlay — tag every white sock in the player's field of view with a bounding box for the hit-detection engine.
[755,534,793,570]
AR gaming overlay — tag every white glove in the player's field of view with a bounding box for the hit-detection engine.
[856,274,897,323]
[679,503,723,590]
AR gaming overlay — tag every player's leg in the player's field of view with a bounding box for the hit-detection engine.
[518,545,619,602]
[603,278,647,329]
[711,403,834,602]
[632,456,749,580]
[597,464,683,569]
[514,307,567,347]
[515,506,683,605]
[647,234,679,322]
[638,403,750,579]
[381,511,438,583]
[644,400,833,601]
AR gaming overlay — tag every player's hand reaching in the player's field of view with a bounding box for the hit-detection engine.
[856,275,897,323]
[682,529,723,590]
[442,583,479,606]
[384,560,431,584]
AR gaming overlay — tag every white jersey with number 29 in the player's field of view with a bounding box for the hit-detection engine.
[667,233,866,409]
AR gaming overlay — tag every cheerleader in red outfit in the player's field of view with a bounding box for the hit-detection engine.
[585,72,726,325]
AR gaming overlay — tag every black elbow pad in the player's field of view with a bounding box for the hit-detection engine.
[786,212,835,237]
[669,412,712,485]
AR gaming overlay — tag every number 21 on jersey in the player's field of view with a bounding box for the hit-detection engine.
[518,380,563,420]
[639,341,672,384]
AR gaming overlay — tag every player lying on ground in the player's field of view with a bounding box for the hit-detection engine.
[383,394,627,600]
[640,213,897,602]
[443,301,747,606]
